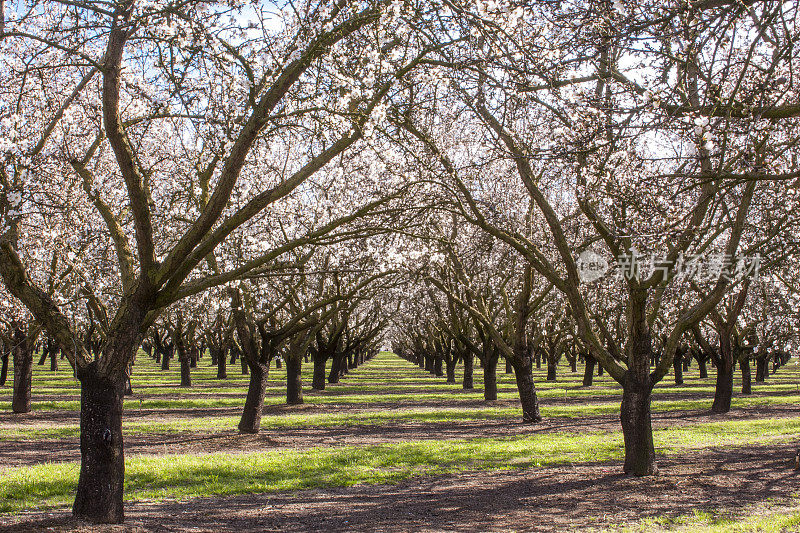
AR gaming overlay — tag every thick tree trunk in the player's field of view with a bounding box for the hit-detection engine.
[512,360,541,423]
[12,329,32,413]
[672,353,683,385]
[312,354,327,390]
[424,354,433,373]
[240,354,248,375]
[434,356,443,377]
[72,363,125,523]
[462,352,474,389]
[755,355,768,382]
[546,359,556,381]
[445,358,457,384]
[50,347,58,371]
[569,357,577,373]
[216,348,227,379]
[740,357,752,395]
[160,350,170,370]
[286,356,303,405]
[505,359,513,374]
[238,361,268,434]
[620,375,657,476]
[179,352,191,387]
[711,339,734,414]
[328,354,343,384]
[484,357,498,401]
[695,352,708,379]
[582,355,595,387]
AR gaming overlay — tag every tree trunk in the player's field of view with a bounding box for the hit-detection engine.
[50,347,58,372]
[72,363,125,523]
[12,329,32,414]
[160,349,170,370]
[179,352,191,387]
[329,354,342,384]
[740,356,752,395]
[620,375,657,476]
[445,358,457,384]
[582,355,595,387]
[672,353,684,385]
[711,338,734,414]
[424,354,433,373]
[512,360,541,423]
[312,354,327,390]
[755,355,768,382]
[216,348,227,379]
[505,359,513,374]
[434,356,443,377]
[462,352,474,389]
[546,359,556,381]
[286,356,303,405]
[240,354,248,375]
[238,361,268,434]
[484,356,498,401]
[0,348,8,386]
[696,352,708,379]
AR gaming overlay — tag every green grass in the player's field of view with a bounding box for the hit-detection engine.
[622,503,800,532]
[2,416,799,515]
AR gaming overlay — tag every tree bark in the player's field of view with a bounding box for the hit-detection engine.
[238,360,268,434]
[672,352,684,385]
[462,352,474,389]
[582,355,595,387]
[215,348,227,379]
[484,356,498,401]
[286,355,303,405]
[312,353,327,390]
[546,359,556,381]
[512,360,541,423]
[72,363,125,523]
[0,346,8,386]
[433,356,444,377]
[179,351,191,387]
[740,356,752,395]
[711,337,734,414]
[12,328,32,413]
[445,357,457,384]
[620,374,657,476]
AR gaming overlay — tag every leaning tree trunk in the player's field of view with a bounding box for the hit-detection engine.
[484,356,498,401]
[328,354,343,384]
[512,359,541,423]
[462,352,474,389]
[12,329,32,413]
[620,372,657,476]
[286,355,303,405]
[72,362,125,523]
[238,360,269,434]
[312,353,327,390]
[582,355,595,387]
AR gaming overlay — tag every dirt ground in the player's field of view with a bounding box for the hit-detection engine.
[2,442,799,532]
